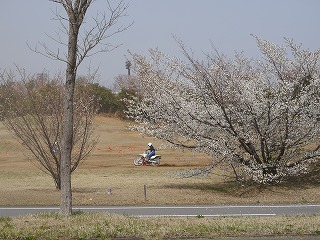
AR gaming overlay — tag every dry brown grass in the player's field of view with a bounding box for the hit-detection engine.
[1,116,320,206]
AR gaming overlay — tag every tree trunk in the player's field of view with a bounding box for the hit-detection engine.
[60,20,79,216]
[60,82,74,215]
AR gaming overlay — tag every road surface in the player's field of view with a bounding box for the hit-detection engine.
[1,204,320,217]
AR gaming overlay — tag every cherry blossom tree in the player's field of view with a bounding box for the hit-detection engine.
[127,37,320,184]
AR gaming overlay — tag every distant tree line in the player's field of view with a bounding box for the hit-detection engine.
[83,82,136,118]
[79,74,140,118]
[0,72,138,121]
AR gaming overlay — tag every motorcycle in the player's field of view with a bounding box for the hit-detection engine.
[133,151,161,166]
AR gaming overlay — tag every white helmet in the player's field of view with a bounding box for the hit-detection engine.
[147,142,152,146]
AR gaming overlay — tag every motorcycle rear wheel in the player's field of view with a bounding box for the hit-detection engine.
[151,157,160,166]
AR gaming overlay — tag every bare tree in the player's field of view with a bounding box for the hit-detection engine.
[0,68,98,190]
[26,0,131,215]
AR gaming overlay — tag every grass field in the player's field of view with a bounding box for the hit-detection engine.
[1,116,320,239]
[1,115,320,207]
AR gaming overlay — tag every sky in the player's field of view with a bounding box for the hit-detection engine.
[1,0,319,88]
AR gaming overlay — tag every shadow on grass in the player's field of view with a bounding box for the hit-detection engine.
[163,171,320,199]
[162,181,267,198]
[164,182,238,193]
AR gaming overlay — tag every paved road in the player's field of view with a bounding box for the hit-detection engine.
[1,204,320,217]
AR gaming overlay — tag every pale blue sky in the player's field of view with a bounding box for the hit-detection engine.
[1,0,319,87]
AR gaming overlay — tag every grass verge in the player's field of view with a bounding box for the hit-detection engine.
[1,213,320,239]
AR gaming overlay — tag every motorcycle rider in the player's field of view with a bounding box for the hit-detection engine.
[146,142,155,160]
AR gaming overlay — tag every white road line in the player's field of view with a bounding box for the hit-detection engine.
[75,205,320,210]
[0,207,59,210]
[135,214,277,217]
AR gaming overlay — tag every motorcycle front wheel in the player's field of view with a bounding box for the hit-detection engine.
[133,158,143,166]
